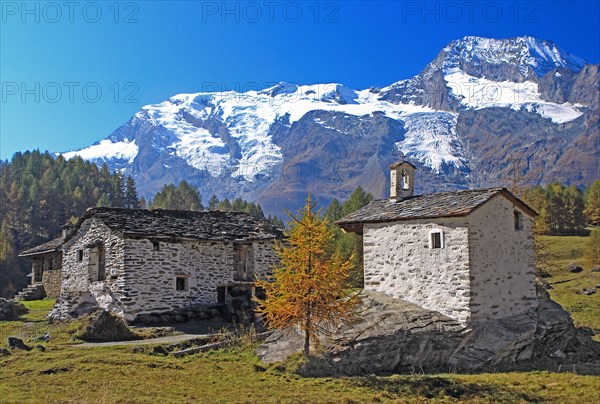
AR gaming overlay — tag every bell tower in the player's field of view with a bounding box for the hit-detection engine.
[389,157,416,201]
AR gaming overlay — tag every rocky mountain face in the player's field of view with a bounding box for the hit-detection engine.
[62,36,599,215]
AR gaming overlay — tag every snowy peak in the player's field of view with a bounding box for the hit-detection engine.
[59,35,597,207]
[439,36,587,80]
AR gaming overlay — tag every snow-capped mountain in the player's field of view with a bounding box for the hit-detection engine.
[62,36,599,214]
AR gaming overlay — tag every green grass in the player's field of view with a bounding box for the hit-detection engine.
[0,299,77,349]
[1,238,599,403]
[1,344,599,403]
[539,234,600,333]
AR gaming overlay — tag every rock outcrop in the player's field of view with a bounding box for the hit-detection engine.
[76,309,138,342]
[256,286,599,375]
[8,337,31,351]
[0,298,28,321]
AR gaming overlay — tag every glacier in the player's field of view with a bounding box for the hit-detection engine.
[60,35,595,203]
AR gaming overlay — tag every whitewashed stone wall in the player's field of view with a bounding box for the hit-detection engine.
[467,195,537,321]
[59,218,126,316]
[363,217,472,323]
[119,238,279,320]
[120,238,233,319]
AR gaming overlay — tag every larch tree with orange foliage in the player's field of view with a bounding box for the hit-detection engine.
[256,195,359,356]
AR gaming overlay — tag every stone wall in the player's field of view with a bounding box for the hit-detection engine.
[363,217,472,323]
[42,252,62,298]
[253,240,279,279]
[119,238,233,319]
[42,268,62,298]
[467,195,537,321]
[59,218,126,316]
[119,238,279,321]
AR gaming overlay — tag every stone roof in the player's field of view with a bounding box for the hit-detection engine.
[336,187,536,230]
[389,161,417,169]
[67,207,285,242]
[19,237,63,257]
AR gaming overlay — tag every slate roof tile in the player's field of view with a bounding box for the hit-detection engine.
[20,208,284,256]
[19,237,63,256]
[336,187,536,227]
[75,207,285,241]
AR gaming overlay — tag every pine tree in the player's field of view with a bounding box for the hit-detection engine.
[231,198,245,212]
[124,176,139,208]
[564,185,585,235]
[96,194,112,207]
[0,220,22,296]
[256,196,359,356]
[325,198,342,221]
[584,228,600,268]
[109,172,124,207]
[328,187,373,287]
[148,181,203,211]
[267,214,285,228]
[217,198,232,211]
[175,180,204,211]
[208,194,219,210]
[585,179,600,226]
[341,187,373,217]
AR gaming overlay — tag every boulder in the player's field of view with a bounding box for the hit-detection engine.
[77,309,138,342]
[576,288,596,296]
[32,332,51,343]
[0,298,28,321]
[8,337,31,351]
[567,262,583,273]
[256,287,596,375]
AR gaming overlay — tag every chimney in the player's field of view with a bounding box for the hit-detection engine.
[61,223,75,240]
[389,157,416,201]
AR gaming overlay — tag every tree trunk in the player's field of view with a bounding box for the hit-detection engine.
[304,313,310,356]
[304,327,310,356]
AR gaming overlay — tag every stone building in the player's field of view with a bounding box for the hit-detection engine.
[22,207,283,322]
[18,237,64,300]
[336,160,538,325]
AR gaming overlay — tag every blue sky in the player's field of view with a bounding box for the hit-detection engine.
[1,0,599,159]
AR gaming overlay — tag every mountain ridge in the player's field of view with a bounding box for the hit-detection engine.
[61,35,599,214]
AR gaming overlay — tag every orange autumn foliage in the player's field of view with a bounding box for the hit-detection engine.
[256,195,359,356]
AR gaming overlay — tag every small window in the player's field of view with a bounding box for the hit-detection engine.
[152,240,160,251]
[175,276,189,291]
[77,250,84,262]
[429,230,444,249]
[514,211,523,231]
